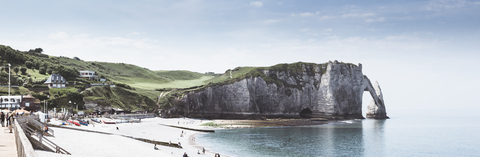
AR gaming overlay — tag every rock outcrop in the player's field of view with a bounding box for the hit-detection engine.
[170,61,388,119]
[366,81,389,119]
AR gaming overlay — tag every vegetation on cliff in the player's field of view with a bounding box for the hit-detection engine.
[0,44,211,112]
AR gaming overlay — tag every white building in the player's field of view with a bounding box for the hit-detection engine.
[44,74,69,88]
[0,95,22,109]
[79,70,99,80]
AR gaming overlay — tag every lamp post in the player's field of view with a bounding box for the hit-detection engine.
[8,63,11,111]
[44,95,49,114]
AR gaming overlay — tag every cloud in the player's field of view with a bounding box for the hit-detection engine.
[250,1,263,7]
[48,32,69,39]
[366,17,385,23]
[342,13,375,18]
[278,2,283,5]
[424,0,467,11]
[264,19,280,24]
[300,12,314,17]
[319,15,334,20]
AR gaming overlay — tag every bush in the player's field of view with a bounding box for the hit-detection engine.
[46,67,53,75]
[20,67,27,75]
[25,84,32,88]
[75,85,85,91]
[39,67,46,74]
[32,84,48,88]
[114,83,133,90]
[34,61,41,70]
[25,61,33,69]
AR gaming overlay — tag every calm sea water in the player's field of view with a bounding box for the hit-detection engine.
[197,109,480,157]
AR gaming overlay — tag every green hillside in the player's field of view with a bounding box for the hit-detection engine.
[0,44,215,112]
[83,86,157,112]
[154,70,204,80]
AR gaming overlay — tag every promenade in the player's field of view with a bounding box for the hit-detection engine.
[0,125,17,157]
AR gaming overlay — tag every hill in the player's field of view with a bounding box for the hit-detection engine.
[0,44,215,113]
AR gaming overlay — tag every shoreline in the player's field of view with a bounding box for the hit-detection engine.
[36,117,337,157]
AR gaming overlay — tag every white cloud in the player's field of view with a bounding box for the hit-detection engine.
[264,19,281,24]
[300,12,314,17]
[342,13,375,18]
[250,1,263,7]
[48,32,69,39]
[424,0,467,11]
[277,2,283,5]
[319,15,334,20]
[300,28,309,32]
[366,17,385,23]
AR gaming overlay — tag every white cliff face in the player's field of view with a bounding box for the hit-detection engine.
[366,81,389,119]
[172,61,387,119]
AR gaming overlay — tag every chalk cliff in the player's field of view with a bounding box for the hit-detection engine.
[366,81,389,119]
[170,61,387,119]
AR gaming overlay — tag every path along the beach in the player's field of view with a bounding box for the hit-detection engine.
[0,125,17,157]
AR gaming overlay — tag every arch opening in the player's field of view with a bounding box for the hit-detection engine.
[299,108,312,118]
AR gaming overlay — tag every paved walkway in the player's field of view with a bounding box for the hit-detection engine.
[0,124,18,157]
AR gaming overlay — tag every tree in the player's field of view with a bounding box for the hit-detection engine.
[20,67,27,75]
[13,66,19,75]
[25,61,33,69]
[34,61,41,70]
[46,67,53,75]
[34,48,43,53]
[39,67,46,74]
[52,65,79,80]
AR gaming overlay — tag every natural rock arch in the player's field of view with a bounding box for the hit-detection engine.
[363,76,389,119]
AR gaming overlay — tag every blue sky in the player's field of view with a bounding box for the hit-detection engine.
[1,0,480,112]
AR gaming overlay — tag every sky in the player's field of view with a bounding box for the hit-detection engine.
[1,0,479,112]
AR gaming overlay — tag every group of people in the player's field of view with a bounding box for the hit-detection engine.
[0,111,14,128]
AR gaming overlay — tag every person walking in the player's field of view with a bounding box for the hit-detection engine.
[0,112,4,127]
[5,113,10,127]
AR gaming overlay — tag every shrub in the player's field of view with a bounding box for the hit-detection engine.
[75,85,85,91]
[25,61,33,69]
[20,67,27,74]
[39,67,46,74]
[32,84,48,88]
[46,67,53,75]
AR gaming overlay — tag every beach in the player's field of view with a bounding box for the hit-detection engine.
[37,117,223,157]
[35,116,333,157]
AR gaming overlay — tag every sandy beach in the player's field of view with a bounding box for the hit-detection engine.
[37,117,223,157]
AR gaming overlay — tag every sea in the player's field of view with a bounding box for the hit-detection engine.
[197,109,480,157]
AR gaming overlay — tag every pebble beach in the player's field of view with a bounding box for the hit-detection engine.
[36,117,224,157]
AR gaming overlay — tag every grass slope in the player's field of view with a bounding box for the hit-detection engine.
[84,86,157,111]
[154,70,204,80]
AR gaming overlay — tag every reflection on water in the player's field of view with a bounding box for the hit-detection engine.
[198,120,386,157]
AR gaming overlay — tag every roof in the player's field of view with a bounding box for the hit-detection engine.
[23,94,34,99]
[44,74,69,84]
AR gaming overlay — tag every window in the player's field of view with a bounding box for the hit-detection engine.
[25,103,30,107]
